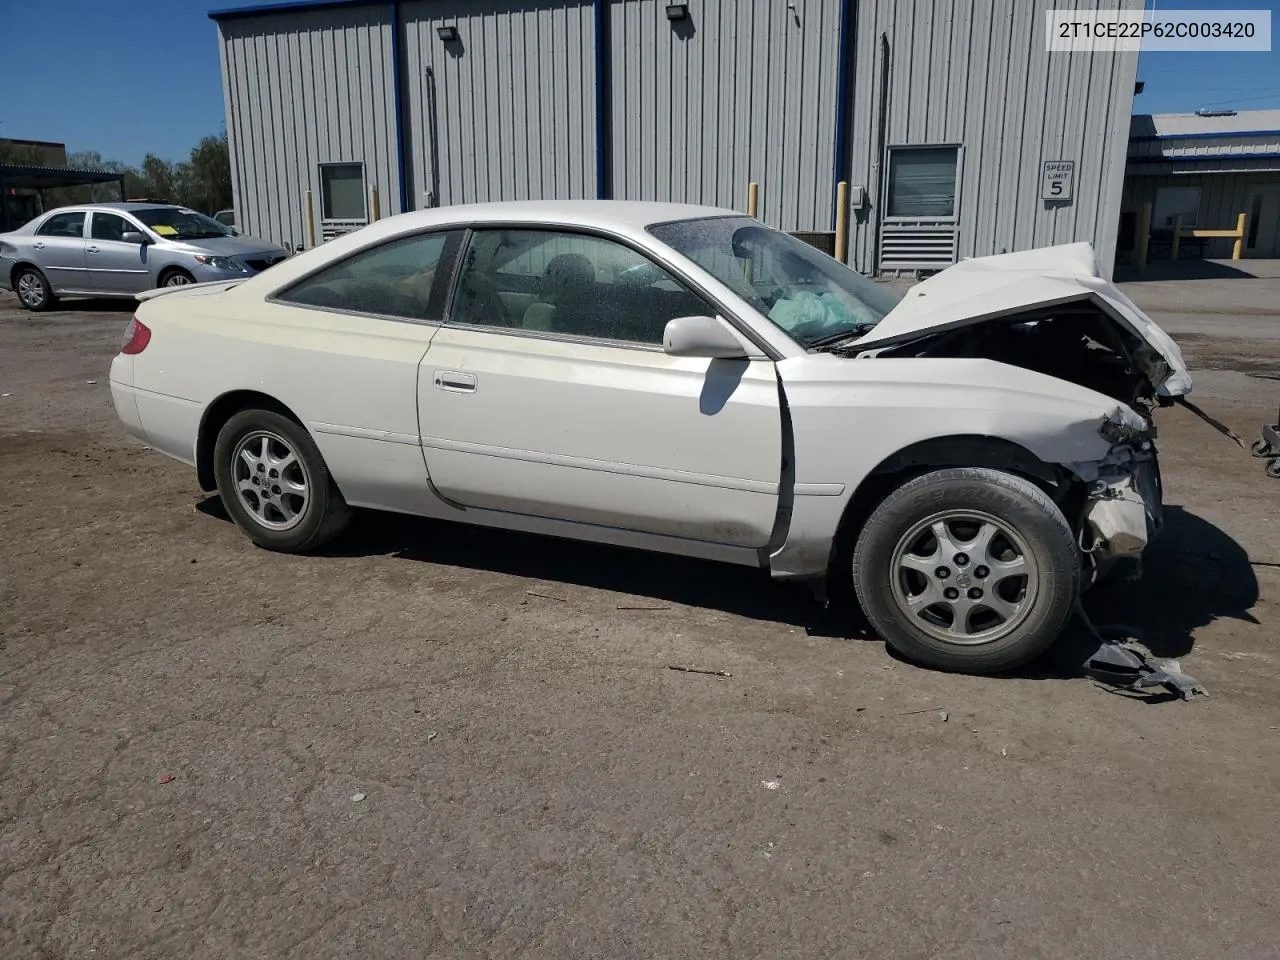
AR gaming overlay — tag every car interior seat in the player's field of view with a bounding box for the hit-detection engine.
[522,253,595,333]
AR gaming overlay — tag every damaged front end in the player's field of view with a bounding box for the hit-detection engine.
[1072,411,1162,576]
[844,245,1195,581]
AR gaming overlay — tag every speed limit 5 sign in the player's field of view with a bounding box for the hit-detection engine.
[1042,161,1075,202]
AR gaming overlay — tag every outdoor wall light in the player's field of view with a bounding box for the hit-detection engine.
[437,25,459,42]
[665,4,689,21]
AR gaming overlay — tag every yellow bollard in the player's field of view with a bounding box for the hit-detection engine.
[1233,211,1246,260]
[304,189,316,249]
[370,185,380,222]
[747,181,759,218]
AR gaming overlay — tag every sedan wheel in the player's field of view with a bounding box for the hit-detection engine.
[15,269,54,311]
[163,271,193,287]
[889,511,1038,645]
[231,430,311,531]
[213,409,350,552]
[852,467,1079,674]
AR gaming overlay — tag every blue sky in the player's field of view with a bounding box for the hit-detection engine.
[0,0,1277,167]
[1137,0,1280,113]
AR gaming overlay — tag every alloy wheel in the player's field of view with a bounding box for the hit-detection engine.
[231,430,311,531]
[889,510,1040,645]
[17,272,46,308]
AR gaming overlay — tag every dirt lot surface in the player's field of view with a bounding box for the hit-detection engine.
[2,279,1279,959]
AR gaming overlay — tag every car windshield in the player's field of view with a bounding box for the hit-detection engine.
[648,216,902,347]
[132,207,231,241]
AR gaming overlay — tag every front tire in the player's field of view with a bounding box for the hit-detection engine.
[851,468,1079,674]
[159,268,195,288]
[14,267,56,311]
[213,409,350,552]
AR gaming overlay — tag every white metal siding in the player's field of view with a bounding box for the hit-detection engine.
[219,7,400,249]
[847,0,1139,276]
[609,0,843,232]
[399,0,597,207]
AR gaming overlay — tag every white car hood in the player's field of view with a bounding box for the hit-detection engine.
[853,243,1192,397]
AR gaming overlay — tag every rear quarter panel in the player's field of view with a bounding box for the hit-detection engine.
[129,287,439,510]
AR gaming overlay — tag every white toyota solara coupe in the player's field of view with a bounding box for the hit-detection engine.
[109,201,1190,674]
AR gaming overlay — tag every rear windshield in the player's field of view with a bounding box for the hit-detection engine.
[132,208,231,241]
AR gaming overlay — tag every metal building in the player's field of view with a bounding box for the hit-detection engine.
[212,0,1140,276]
[1122,110,1280,260]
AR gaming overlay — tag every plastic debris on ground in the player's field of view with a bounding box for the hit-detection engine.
[1077,605,1208,701]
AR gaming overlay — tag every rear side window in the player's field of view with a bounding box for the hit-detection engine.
[276,230,461,322]
[37,212,86,238]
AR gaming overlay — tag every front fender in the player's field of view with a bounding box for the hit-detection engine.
[767,354,1139,579]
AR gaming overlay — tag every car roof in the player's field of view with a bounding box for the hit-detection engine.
[360,199,741,237]
[43,202,187,214]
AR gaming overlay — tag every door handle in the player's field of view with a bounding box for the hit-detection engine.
[433,370,477,393]
[32,242,45,249]
[87,245,100,254]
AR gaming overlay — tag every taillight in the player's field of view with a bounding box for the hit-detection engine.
[120,316,151,355]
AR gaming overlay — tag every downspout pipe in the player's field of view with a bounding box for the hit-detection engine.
[390,0,408,213]
[831,0,855,228]
[594,0,612,199]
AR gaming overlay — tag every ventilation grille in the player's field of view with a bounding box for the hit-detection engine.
[879,223,958,273]
[319,219,366,242]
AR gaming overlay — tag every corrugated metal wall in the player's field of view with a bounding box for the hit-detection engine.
[847,0,1139,276]
[216,0,1138,271]
[608,0,843,232]
[1123,171,1280,258]
[399,0,597,207]
[219,6,400,248]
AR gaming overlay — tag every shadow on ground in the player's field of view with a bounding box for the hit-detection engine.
[1041,506,1261,683]
[198,499,1258,676]
[1115,258,1262,283]
[32,297,134,313]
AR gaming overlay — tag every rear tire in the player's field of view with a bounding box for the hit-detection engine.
[851,468,1079,675]
[14,267,56,311]
[213,409,350,552]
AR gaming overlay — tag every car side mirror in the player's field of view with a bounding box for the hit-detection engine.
[662,315,750,359]
[121,231,149,245]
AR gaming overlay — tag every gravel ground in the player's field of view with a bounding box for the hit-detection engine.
[1,280,1278,959]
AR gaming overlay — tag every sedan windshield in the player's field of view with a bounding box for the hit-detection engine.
[648,216,901,347]
[132,207,231,241]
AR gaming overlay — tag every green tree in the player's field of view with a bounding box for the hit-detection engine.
[3,133,232,213]
[185,134,233,213]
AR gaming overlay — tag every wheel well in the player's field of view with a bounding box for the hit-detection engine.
[196,391,302,491]
[832,435,1075,560]
[158,266,194,283]
[10,261,41,286]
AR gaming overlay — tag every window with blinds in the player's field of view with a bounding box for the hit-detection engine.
[886,146,959,219]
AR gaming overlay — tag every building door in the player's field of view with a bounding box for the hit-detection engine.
[1244,184,1280,258]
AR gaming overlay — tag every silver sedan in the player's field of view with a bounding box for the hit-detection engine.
[0,202,290,310]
